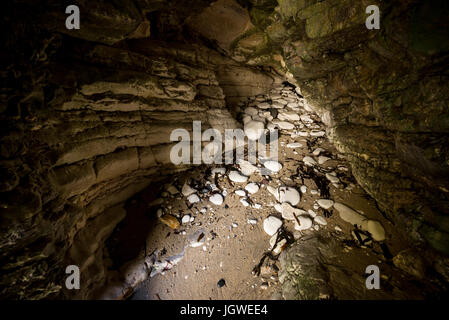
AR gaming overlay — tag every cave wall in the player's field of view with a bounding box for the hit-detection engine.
[0,1,281,299]
[1,0,448,299]
[230,0,449,253]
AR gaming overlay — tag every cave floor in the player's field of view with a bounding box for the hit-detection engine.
[101,85,433,300]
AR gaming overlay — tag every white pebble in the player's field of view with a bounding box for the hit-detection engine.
[314,216,327,225]
[229,170,249,183]
[187,194,200,204]
[245,182,260,194]
[264,160,283,173]
[182,215,191,224]
[209,194,223,205]
[316,199,334,210]
[263,216,283,236]
[235,189,246,197]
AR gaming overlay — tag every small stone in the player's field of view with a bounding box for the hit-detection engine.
[263,216,283,236]
[303,156,317,166]
[264,160,283,173]
[209,194,224,205]
[229,170,248,183]
[211,167,226,176]
[217,279,226,288]
[245,182,259,194]
[287,142,303,148]
[300,185,307,193]
[244,120,265,141]
[182,215,191,224]
[300,114,313,123]
[159,214,180,229]
[279,203,307,221]
[235,189,246,196]
[245,106,258,116]
[335,226,343,232]
[318,156,331,165]
[278,111,300,122]
[294,216,313,231]
[248,219,257,225]
[326,173,339,184]
[313,148,325,156]
[269,235,287,254]
[166,185,178,195]
[308,209,317,218]
[310,130,325,137]
[314,216,327,225]
[316,199,334,209]
[187,194,200,204]
[267,186,300,206]
[237,160,258,176]
[258,102,270,109]
[229,170,249,183]
[333,202,366,227]
[240,198,249,207]
[272,120,295,130]
[366,220,386,241]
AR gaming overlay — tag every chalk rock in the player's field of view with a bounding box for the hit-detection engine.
[326,173,339,184]
[245,182,259,194]
[187,194,200,204]
[182,215,191,224]
[300,115,313,123]
[244,120,265,141]
[287,142,302,148]
[242,115,252,124]
[366,220,386,241]
[294,216,313,231]
[159,214,180,229]
[240,198,249,207]
[248,219,258,225]
[314,216,327,226]
[333,202,366,227]
[245,107,258,116]
[182,183,196,197]
[237,159,258,176]
[303,156,317,166]
[229,170,248,183]
[272,120,295,130]
[278,111,300,122]
[267,186,300,206]
[316,199,334,210]
[280,203,307,221]
[211,167,226,176]
[308,209,317,218]
[263,216,283,236]
[258,102,270,109]
[209,194,224,206]
[235,189,246,197]
[264,160,283,173]
[313,148,325,156]
[310,130,325,137]
[318,156,330,165]
[269,234,287,254]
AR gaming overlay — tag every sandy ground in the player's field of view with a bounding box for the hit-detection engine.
[104,112,410,300]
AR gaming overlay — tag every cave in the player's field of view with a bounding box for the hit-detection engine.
[1,0,449,301]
